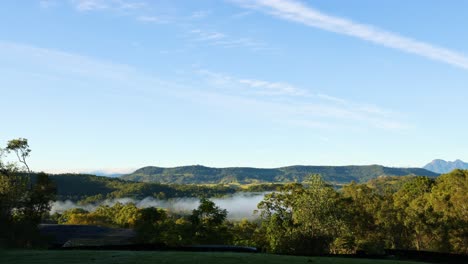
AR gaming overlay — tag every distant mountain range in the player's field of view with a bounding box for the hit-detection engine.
[423,159,468,174]
[84,171,124,177]
[120,165,438,184]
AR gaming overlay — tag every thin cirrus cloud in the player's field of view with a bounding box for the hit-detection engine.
[196,68,310,97]
[189,29,268,51]
[69,1,269,52]
[195,68,407,130]
[190,10,211,19]
[0,41,407,132]
[39,0,57,8]
[191,29,226,41]
[136,15,170,24]
[238,79,308,96]
[234,0,468,70]
[72,0,146,12]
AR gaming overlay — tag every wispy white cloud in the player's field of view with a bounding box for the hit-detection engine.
[231,10,253,19]
[234,0,468,70]
[316,93,347,104]
[189,29,269,51]
[72,0,107,11]
[69,2,269,52]
[196,69,234,86]
[117,0,145,10]
[72,0,146,12]
[136,15,169,24]
[68,1,269,52]
[190,10,211,19]
[1,41,408,132]
[39,0,57,8]
[214,38,268,50]
[195,68,407,131]
[197,69,308,96]
[239,79,308,96]
[0,41,171,93]
[191,29,226,41]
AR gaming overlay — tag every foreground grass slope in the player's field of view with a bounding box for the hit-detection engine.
[0,251,430,264]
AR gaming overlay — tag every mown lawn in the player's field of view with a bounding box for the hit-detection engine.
[0,250,430,264]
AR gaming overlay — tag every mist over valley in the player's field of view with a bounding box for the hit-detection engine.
[51,192,269,220]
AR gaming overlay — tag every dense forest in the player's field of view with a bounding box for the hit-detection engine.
[122,165,438,184]
[1,139,467,256]
[28,172,418,204]
[26,173,283,204]
[33,173,239,202]
[52,171,468,255]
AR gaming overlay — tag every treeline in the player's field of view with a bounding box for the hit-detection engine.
[122,164,438,184]
[55,171,468,255]
[254,172,467,255]
[28,174,283,204]
[1,138,467,254]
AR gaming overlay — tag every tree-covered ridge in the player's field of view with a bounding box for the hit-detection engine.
[121,164,438,184]
[32,173,417,203]
[35,173,238,202]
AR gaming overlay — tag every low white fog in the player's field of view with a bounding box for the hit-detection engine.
[50,192,270,220]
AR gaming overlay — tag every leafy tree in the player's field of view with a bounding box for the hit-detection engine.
[257,176,346,255]
[6,138,32,175]
[65,212,109,226]
[230,218,262,247]
[0,149,27,247]
[374,189,406,249]
[339,182,384,253]
[429,170,468,254]
[58,208,89,224]
[256,183,301,254]
[189,198,230,244]
[0,138,56,247]
[293,175,345,254]
[135,207,172,245]
[60,203,140,228]
[93,203,140,228]
[393,177,438,251]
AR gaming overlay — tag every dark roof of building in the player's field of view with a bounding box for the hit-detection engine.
[39,224,136,246]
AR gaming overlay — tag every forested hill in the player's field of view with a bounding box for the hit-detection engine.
[29,173,238,202]
[120,165,438,184]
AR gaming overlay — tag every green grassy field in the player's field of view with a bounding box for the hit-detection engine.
[0,250,431,264]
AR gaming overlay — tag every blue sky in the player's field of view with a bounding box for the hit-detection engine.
[1,0,468,173]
